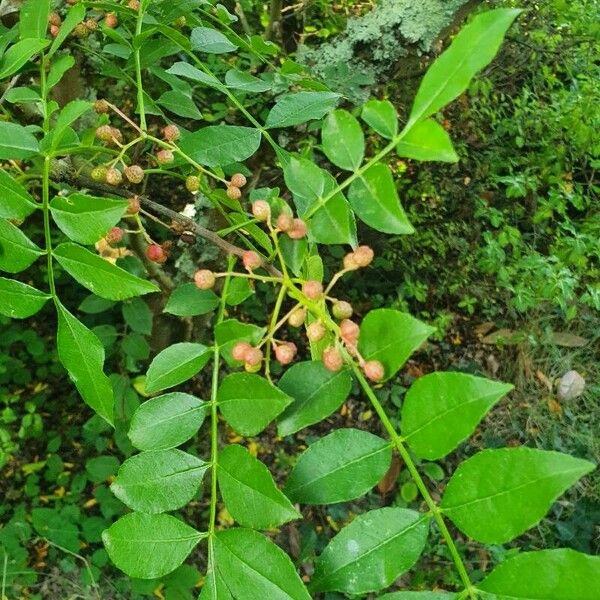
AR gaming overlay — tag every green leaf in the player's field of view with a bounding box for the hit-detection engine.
[51,100,92,149]
[32,508,79,553]
[401,372,513,460]
[0,218,43,273]
[157,89,203,120]
[311,508,430,594]
[408,9,521,126]
[102,512,203,579]
[129,392,207,451]
[321,109,365,171]
[56,301,114,424]
[50,194,128,244]
[209,528,311,599]
[378,592,456,600]
[0,277,51,319]
[122,297,153,335]
[166,62,222,89]
[179,125,261,168]
[218,445,300,529]
[225,276,254,306]
[4,86,41,104]
[49,3,86,57]
[111,449,209,514]
[348,163,414,234]
[19,0,50,39]
[396,119,458,163]
[265,92,341,129]
[441,447,595,543]
[53,243,159,300]
[225,69,271,92]
[217,373,292,437]
[361,100,398,139]
[145,343,212,394]
[477,549,600,600]
[0,121,40,160]
[284,428,392,504]
[0,38,49,80]
[277,361,352,436]
[0,170,37,220]
[214,319,265,367]
[358,309,435,381]
[47,55,74,92]
[164,283,220,317]
[191,26,237,54]
[284,157,326,213]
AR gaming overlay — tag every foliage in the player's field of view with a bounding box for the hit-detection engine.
[0,1,598,599]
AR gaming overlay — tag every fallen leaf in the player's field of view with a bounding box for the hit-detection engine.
[550,332,588,347]
[558,370,585,400]
[536,370,553,392]
[547,398,562,415]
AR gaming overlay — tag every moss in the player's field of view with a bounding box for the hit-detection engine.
[297,0,471,103]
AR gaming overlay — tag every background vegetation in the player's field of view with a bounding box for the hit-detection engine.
[1,0,598,598]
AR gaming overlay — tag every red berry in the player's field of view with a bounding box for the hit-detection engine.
[252,200,270,222]
[244,347,263,367]
[226,185,242,200]
[194,269,215,290]
[287,218,307,240]
[242,251,261,271]
[146,243,167,264]
[302,280,323,300]
[162,124,181,142]
[323,346,343,372]
[232,342,252,362]
[104,13,118,28]
[124,165,144,184]
[106,227,124,245]
[105,168,123,186]
[306,321,326,342]
[354,245,374,268]
[332,300,353,320]
[363,360,385,382]
[230,173,247,188]
[340,319,360,345]
[275,342,297,365]
[127,196,141,214]
[156,149,174,165]
[186,175,200,193]
[288,308,306,328]
[276,213,293,232]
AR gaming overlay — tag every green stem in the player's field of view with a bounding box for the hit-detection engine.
[264,285,287,379]
[134,7,147,131]
[350,362,476,598]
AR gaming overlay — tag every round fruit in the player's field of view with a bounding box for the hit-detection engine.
[194,269,216,290]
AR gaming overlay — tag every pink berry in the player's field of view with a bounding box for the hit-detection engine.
[194,269,215,290]
[288,308,306,328]
[306,321,326,342]
[226,185,242,200]
[49,24,60,37]
[146,244,167,264]
[302,280,323,300]
[242,251,261,271]
[244,347,263,367]
[230,173,247,188]
[156,149,174,165]
[276,213,293,232]
[343,251,360,271]
[275,342,297,365]
[340,319,360,344]
[354,245,374,268]
[323,346,343,372]
[162,124,181,142]
[287,218,307,240]
[106,227,124,245]
[252,200,270,222]
[332,300,353,320]
[104,13,118,28]
[232,342,252,362]
[127,196,141,214]
[363,360,385,382]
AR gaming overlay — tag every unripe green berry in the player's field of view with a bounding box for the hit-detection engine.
[124,165,144,184]
[91,166,107,181]
[332,300,353,320]
[186,175,200,193]
[94,99,109,114]
[288,308,307,328]
[85,18,98,31]
[194,269,215,290]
